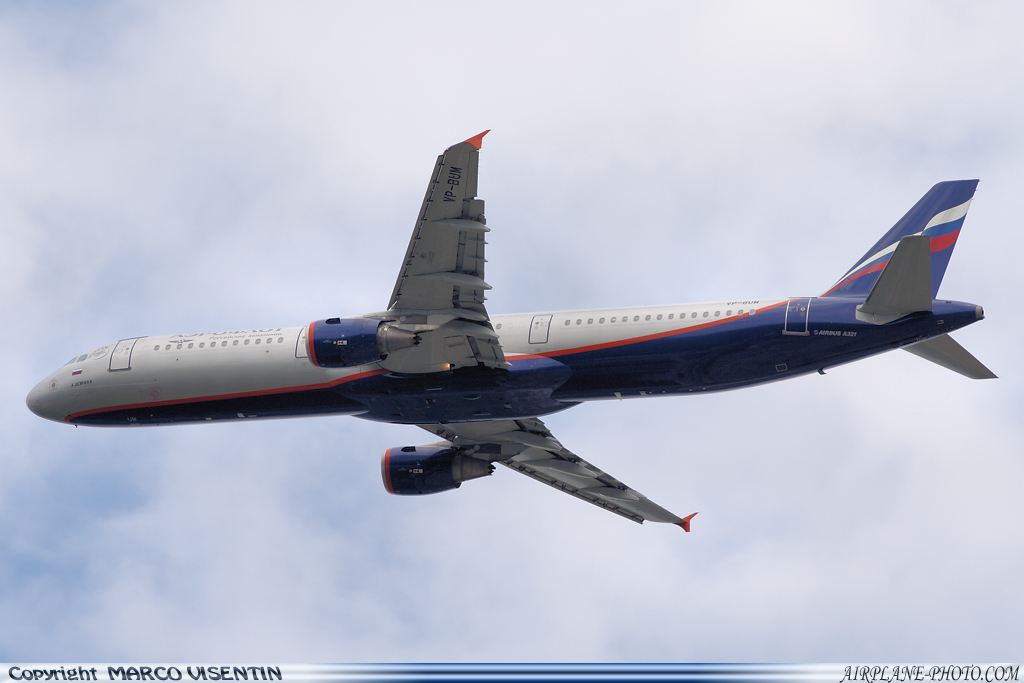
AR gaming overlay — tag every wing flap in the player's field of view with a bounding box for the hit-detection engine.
[379,319,507,373]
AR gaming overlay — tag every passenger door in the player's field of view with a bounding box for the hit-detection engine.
[783,298,811,336]
[529,314,553,344]
[109,338,141,371]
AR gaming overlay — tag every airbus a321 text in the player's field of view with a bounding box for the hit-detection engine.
[27,131,995,531]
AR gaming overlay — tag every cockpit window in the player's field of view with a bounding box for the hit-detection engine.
[77,354,88,362]
[64,356,79,366]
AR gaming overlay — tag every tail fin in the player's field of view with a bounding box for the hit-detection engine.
[823,180,979,298]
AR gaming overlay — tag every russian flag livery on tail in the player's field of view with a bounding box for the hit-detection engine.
[823,180,978,298]
[26,134,995,532]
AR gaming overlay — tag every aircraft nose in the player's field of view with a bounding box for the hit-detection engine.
[26,377,65,423]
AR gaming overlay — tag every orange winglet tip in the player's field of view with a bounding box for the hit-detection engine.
[463,130,490,149]
[677,512,698,532]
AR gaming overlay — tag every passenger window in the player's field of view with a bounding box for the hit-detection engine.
[633,316,639,322]
[232,340,238,346]
[691,312,697,318]
[668,314,674,319]
[497,324,502,329]
[587,318,593,324]
[715,311,721,317]
[255,338,261,345]
[610,317,616,323]
[726,310,732,316]
[199,342,205,348]
[278,337,284,343]
[188,343,194,349]
[222,341,227,347]
[564,320,569,325]
[645,315,651,321]
[656,314,662,320]
[244,339,250,345]
[176,343,182,349]
[737,309,743,315]
[576,319,582,325]
[702,312,708,318]
[153,346,159,352]
[165,344,171,350]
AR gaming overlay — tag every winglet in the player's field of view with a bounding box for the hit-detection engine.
[677,512,698,532]
[463,130,490,150]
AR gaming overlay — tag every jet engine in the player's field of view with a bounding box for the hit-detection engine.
[307,318,420,368]
[381,445,494,495]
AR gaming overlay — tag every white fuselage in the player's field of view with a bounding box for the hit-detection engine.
[26,299,781,425]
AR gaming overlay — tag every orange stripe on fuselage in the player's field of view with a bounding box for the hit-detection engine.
[506,301,788,361]
[64,367,388,423]
[69,302,788,422]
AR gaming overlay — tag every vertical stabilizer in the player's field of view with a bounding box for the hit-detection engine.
[824,180,978,298]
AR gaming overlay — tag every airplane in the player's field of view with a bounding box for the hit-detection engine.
[26,131,995,532]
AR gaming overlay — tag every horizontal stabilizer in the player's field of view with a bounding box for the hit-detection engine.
[856,235,933,324]
[904,334,997,379]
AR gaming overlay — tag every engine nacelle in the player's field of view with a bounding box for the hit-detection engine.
[307,318,419,368]
[381,445,494,495]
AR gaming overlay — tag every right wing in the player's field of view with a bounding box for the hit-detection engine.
[419,418,698,530]
[368,131,507,373]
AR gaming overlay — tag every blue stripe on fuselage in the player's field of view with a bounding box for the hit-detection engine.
[548,298,981,400]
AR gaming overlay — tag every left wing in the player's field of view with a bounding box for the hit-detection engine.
[419,418,697,530]
[369,131,507,373]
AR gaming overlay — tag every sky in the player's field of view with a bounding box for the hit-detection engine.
[2,0,1022,662]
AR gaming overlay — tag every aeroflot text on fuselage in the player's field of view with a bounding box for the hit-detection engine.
[25,132,994,530]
